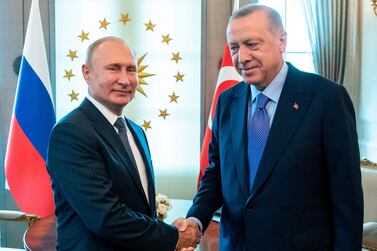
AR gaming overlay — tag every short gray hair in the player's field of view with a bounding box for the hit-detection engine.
[230,4,284,33]
[85,36,135,65]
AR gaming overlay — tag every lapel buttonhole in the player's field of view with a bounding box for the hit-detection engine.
[293,102,299,110]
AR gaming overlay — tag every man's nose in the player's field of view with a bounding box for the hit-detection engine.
[118,70,131,85]
[238,47,250,66]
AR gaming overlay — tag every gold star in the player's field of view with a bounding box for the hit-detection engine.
[174,71,184,82]
[119,13,131,25]
[171,52,182,63]
[161,34,172,45]
[63,69,75,81]
[78,31,89,42]
[142,120,152,131]
[144,20,156,31]
[99,18,110,29]
[137,53,155,97]
[66,50,78,61]
[168,92,179,103]
[68,90,79,101]
[158,109,170,120]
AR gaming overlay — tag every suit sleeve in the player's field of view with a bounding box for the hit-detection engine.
[187,95,224,231]
[47,121,178,251]
[322,85,363,250]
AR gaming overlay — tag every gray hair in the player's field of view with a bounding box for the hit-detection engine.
[85,36,136,65]
[230,4,285,33]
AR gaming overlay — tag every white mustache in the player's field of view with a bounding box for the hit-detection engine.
[238,63,246,69]
[238,63,257,70]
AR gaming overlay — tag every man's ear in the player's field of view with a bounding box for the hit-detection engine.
[279,31,287,53]
[82,64,90,82]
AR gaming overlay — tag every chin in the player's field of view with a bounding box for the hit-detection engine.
[120,99,132,106]
[109,99,130,109]
[243,77,260,85]
[114,94,133,102]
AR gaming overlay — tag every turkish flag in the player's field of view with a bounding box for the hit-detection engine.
[198,44,242,188]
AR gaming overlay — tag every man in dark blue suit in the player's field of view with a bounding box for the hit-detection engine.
[187,4,363,251]
[47,37,200,251]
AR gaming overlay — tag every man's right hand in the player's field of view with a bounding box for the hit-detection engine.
[172,218,201,250]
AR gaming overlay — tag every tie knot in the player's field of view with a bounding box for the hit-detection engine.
[114,117,126,130]
[256,94,270,109]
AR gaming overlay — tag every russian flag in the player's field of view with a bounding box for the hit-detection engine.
[4,0,55,218]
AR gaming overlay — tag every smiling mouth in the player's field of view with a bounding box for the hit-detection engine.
[242,67,258,73]
[240,64,258,70]
[114,90,133,95]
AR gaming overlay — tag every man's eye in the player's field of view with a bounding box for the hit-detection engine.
[247,43,259,49]
[109,67,120,71]
[230,46,239,54]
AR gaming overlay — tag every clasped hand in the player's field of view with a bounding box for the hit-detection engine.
[172,217,201,251]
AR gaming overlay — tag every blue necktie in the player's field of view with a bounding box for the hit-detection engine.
[114,117,137,168]
[248,93,270,193]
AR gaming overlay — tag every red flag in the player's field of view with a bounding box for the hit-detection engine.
[198,44,242,188]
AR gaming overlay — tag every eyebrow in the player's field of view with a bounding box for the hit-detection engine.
[104,63,119,67]
[104,63,137,69]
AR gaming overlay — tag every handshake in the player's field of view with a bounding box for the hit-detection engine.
[172,217,202,251]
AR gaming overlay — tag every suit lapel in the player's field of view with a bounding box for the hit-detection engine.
[230,83,250,198]
[80,99,148,205]
[248,65,314,201]
[126,120,156,215]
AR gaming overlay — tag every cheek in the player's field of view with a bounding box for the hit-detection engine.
[231,55,241,71]
[94,85,108,97]
[231,54,238,64]
[130,76,138,88]
[101,73,115,83]
[254,52,270,67]
[95,77,113,93]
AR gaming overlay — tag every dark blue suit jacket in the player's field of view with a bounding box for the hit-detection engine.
[188,63,363,251]
[47,98,178,251]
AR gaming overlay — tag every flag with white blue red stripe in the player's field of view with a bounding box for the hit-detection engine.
[5,0,55,218]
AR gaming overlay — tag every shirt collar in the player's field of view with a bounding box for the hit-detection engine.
[87,95,121,126]
[250,62,288,104]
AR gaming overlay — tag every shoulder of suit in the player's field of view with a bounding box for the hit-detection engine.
[287,63,342,93]
[55,106,82,125]
[54,101,94,130]
[218,81,248,99]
